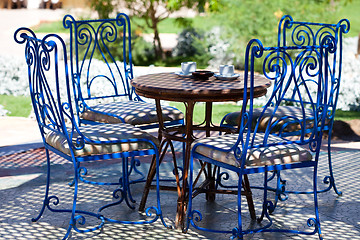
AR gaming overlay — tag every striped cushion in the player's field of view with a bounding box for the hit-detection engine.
[223,106,315,132]
[81,101,183,126]
[192,133,312,167]
[45,123,159,157]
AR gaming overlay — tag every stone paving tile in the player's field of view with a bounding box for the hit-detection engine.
[0,147,360,239]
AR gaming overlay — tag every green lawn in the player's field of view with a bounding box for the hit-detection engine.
[169,102,241,124]
[1,94,358,121]
[337,0,360,37]
[32,20,69,33]
[0,95,32,117]
[169,102,360,124]
[334,110,360,121]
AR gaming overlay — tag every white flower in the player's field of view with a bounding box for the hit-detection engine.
[0,104,10,116]
[0,55,29,96]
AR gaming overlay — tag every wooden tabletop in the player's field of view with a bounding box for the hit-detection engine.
[131,72,271,102]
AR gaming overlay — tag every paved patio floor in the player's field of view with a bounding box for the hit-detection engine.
[0,136,360,240]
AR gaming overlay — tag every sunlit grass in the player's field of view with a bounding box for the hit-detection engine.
[335,110,360,121]
[32,20,68,33]
[170,102,242,124]
[169,102,360,124]
[0,94,358,122]
[0,95,32,117]
[337,0,360,37]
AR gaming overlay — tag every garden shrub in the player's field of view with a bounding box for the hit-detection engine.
[212,0,339,72]
[172,27,212,68]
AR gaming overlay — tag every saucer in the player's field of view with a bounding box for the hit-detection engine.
[214,73,240,80]
[175,71,193,77]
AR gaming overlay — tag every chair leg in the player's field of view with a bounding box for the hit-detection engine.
[326,137,342,195]
[258,171,274,223]
[233,171,256,220]
[235,175,244,239]
[313,162,323,240]
[128,156,146,184]
[269,170,287,213]
[258,171,267,223]
[65,161,105,239]
[122,157,136,208]
[63,161,82,239]
[233,175,245,239]
[185,154,195,233]
[99,157,135,212]
[32,148,51,222]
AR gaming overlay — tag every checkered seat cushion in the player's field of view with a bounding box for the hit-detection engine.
[223,106,315,133]
[192,133,312,167]
[45,123,160,157]
[81,101,184,126]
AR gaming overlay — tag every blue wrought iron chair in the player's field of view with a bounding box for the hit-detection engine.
[187,33,337,239]
[62,13,183,129]
[62,13,184,189]
[220,16,350,205]
[14,28,168,239]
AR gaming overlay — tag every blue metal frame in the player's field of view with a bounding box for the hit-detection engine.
[187,29,338,238]
[63,14,134,119]
[271,15,350,198]
[63,13,183,129]
[14,28,169,239]
[62,13,184,187]
[219,16,350,207]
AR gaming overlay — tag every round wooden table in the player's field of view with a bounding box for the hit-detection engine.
[131,72,271,229]
[132,72,270,102]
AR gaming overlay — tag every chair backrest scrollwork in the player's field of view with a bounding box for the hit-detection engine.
[63,14,135,123]
[14,28,86,152]
[273,15,350,114]
[236,37,336,165]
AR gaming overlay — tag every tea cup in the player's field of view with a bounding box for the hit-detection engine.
[219,65,235,77]
[181,62,196,75]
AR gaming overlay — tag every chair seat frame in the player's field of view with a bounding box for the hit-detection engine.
[186,28,338,238]
[14,28,169,240]
[219,16,350,210]
[62,13,184,189]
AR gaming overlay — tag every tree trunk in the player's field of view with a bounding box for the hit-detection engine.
[148,2,165,61]
[153,26,165,60]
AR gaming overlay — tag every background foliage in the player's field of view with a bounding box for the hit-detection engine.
[89,0,115,19]
[34,0,358,70]
[213,0,342,69]
[1,0,359,116]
